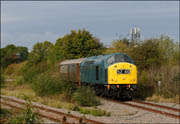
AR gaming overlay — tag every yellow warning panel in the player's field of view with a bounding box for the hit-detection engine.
[108,62,137,84]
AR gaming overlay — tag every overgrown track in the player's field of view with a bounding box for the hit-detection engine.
[101,97,180,119]
[1,95,104,124]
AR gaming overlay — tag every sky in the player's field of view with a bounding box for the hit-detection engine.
[1,1,179,50]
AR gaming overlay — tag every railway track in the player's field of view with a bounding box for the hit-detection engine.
[101,97,180,119]
[1,95,104,124]
[132,100,180,112]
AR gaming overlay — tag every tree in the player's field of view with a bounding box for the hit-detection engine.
[158,35,179,64]
[17,46,28,62]
[55,29,104,60]
[105,38,131,55]
[131,39,164,70]
[0,44,28,68]
[28,41,53,65]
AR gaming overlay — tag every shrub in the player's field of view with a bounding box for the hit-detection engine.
[61,81,78,101]
[131,39,164,71]
[73,86,100,106]
[0,108,12,123]
[31,73,62,96]
[161,72,180,98]
[5,62,27,76]
[8,102,42,124]
[15,76,24,86]
[135,71,155,100]
[21,62,49,84]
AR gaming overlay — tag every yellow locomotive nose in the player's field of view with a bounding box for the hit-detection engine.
[108,62,137,85]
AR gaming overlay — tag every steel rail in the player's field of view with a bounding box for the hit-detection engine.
[1,101,68,123]
[132,100,180,112]
[101,97,180,119]
[1,95,104,124]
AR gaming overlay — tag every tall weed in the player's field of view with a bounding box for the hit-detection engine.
[31,73,62,96]
[1,74,5,88]
[8,101,42,124]
[135,71,155,100]
[21,62,49,84]
[73,86,100,106]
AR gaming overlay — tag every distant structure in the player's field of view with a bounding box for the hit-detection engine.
[130,27,141,44]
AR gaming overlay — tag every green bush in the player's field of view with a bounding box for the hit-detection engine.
[73,86,100,107]
[15,76,24,86]
[161,72,180,98]
[135,71,155,100]
[0,108,12,122]
[8,102,42,124]
[21,62,49,84]
[61,81,78,101]
[31,73,62,96]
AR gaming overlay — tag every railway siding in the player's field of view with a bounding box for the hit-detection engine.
[1,95,104,124]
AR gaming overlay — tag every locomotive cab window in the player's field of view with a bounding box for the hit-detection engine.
[107,56,114,65]
[107,54,134,64]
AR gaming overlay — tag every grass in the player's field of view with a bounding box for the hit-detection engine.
[78,107,111,116]
[1,103,42,124]
[1,81,110,117]
[146,94,179,104]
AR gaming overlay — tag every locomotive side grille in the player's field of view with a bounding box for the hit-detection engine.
[105,69,108,81]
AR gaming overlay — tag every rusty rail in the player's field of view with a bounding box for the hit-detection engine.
[132,100,180,112]
[101,97,180,119]
[1,95,104,124]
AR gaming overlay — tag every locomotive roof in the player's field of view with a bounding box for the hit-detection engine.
[85,53,127,61]
[59,53,131,65]
[60,58,85,65]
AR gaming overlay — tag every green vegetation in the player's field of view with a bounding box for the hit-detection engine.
[31,73,62,96]
[78,107,110,116]
[106,35,179,100]
[1,29,179,111]
[28,41,53,65]
[0,108,12,123]
[0,102,42,124]
[54,29,104,60]
[1,74,5,88]
[73,86,100,106]
[0,44,28,68]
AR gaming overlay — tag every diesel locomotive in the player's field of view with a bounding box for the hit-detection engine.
[59,53,137,99]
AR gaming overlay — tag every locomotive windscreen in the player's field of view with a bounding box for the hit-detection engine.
[107,54,134,64]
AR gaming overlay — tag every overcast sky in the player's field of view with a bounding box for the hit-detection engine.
[1,1,179,50]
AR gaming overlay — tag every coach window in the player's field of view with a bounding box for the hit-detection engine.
[60,65,68,73]
[96,66,99,80]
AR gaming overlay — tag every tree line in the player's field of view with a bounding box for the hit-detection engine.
[1,29,179,99]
